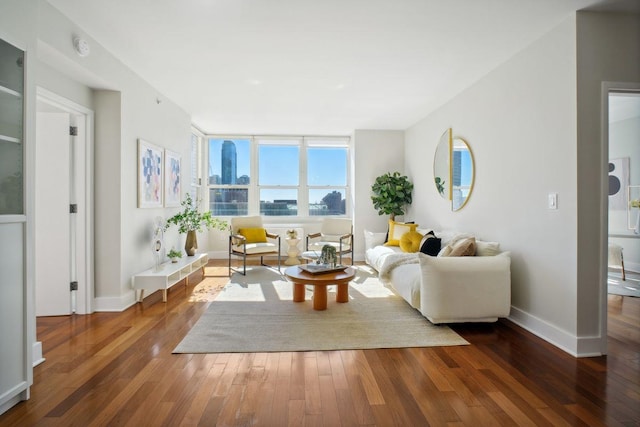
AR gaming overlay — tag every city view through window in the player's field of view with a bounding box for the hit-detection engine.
[208,138,348,216]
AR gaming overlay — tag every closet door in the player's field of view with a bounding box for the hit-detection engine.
[0,37,29,415]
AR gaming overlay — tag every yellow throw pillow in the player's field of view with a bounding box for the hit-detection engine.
[399,231,423,253]
[384,220,418,246]
[238,227,267,243]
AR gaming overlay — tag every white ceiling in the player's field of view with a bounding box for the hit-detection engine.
[45,0,638,135]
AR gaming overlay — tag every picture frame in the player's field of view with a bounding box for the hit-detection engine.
[164,149,181,207]
[138,139,163,208]
[627,185,640,231]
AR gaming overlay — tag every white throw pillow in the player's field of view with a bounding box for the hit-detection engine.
[364,229,387,251]
[476,240,501,256]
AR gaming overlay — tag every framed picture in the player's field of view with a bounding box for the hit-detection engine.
[138,139,163,208]
[609,157,629,211]
[627,185,640,231]
[164,149,181,207]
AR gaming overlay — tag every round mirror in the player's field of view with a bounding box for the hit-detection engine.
[433,128,475,211]
[433,128,451,200]
[451,137,474,211]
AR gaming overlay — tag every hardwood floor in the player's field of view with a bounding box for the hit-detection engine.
[1,261,639,426]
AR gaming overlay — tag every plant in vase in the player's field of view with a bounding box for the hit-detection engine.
[165,194,227,256]
[286,229,298,239]
[370,171,414,220]
[167,248,182,263]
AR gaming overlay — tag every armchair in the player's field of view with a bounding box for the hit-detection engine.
[306,218,353,265]
[229,216,281,275]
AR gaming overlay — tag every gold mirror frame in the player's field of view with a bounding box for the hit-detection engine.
[433,128,475,211]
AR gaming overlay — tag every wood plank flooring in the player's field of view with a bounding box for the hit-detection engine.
[1,261,639,426]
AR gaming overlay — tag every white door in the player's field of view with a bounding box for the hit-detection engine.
[35,112,72,316]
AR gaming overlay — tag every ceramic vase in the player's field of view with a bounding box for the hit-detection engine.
[185,230,198,256]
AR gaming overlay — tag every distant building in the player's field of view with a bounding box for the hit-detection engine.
[221,140,237,184]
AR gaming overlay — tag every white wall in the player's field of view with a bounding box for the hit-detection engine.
[406,16,581,353]
[576,11,640,345]
[353,130,405,260]
[34,2,193,310]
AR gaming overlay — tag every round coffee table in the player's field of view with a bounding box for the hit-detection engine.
[284,266,356,310]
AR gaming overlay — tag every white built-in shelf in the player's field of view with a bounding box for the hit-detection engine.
[0,83,23,144]
[0,134,20,143]
[0,84,21,98]
[132,253,209,302]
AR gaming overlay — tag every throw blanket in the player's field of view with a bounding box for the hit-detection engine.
[368,246,419,284]
[369,232,475,285]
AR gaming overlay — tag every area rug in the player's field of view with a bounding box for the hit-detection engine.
[174,266,468,353]
[608,273,640,298]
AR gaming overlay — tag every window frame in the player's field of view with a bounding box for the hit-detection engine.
[202,134,351,219]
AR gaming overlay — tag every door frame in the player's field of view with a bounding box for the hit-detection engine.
[36,87,94,314]
[600,81,640,354]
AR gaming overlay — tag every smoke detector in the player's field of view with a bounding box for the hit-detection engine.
[73,37,90,57]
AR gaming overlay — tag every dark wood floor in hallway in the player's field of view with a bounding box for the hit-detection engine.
[1,261,639,426]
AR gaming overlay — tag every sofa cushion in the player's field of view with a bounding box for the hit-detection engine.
[399,231,423,252]
[444,237,476,257]
[419,232,441,256]
[476,240,501,256]
[364,229,387,251]
[385,220,418,246]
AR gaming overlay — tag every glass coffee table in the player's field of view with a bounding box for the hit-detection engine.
[284,266,356,310]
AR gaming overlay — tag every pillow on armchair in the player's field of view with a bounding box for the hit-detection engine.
[238,227,268,243]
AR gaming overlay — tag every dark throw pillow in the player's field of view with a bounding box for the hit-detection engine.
[419,231,441,256]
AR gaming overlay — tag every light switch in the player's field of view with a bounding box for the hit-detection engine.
[548,192,558,210]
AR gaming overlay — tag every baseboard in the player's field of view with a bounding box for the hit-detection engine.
[94,290,137,312]
[209,250,227,259]
[508,306,604,358]
[0,382,28,416]
[32,341,45,367]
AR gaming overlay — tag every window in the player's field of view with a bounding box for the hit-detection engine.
[205,135,350,217]
[258,139,299,216]
[307,144,348,216]
[208,138,251,215]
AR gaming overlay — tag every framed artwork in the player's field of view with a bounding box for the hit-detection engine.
[608,157,629,211]
[138,139,163,208]
[164,149,181,207]
[627,185,640,231]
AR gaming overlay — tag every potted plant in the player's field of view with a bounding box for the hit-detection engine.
[165,193,227,256]
[167,248,182,263]
[286,229,298,239]
[370,171,414,220]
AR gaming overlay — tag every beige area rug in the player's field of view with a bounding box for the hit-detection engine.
[174,265,468,353]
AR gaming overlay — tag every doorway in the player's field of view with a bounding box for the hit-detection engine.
[35,88,94,315]
[604,85,640,352]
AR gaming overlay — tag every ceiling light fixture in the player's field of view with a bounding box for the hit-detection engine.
[73,36,90,57]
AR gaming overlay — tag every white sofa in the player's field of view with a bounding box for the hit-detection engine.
[365,230,511,324]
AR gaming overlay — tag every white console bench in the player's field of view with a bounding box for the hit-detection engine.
[132,253,209,303]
